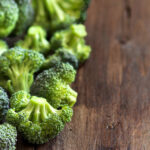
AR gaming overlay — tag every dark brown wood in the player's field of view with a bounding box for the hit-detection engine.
[17,0,150,149]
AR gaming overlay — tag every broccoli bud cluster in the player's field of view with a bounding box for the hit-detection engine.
[0,0,34,37]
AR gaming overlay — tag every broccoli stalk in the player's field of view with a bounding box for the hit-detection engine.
[20,96,71,123]
[6,63,34,93]
[31,63,78,108]
[0,47,45,94]
[6,91,73,144]
[45,0,73,30]
[44,0,90,31]
[50,24,91,63]
[32,0,50,30]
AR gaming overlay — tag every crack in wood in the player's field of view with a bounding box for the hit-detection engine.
[124,0,132,18]
[117,0,132,45]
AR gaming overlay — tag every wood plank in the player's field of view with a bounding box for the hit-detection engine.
[18,0,150,149]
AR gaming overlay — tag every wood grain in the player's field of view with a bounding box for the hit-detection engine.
[17,0,150,149]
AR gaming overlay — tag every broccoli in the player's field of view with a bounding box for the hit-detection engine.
[0,75,10,92]
[0,47,45,94]
[0,40,8,56]
[16,26,50,54]
[31,63,77,108]
[0,0,19,38]
[10,90,30,112]
[0,87,9,123]
[6,91,73,144]
[45,0,90,31]
[32,0,50,31]
[42,48,79,70]
[0,123,17,150]
[50,24,91,63]
[13,0,34,36]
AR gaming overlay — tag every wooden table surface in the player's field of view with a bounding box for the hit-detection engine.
[17,0,150,149]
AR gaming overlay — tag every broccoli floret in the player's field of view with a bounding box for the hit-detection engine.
[0,47,45,94]
[16,26,50,54]
[0,123,17,150]
[45,0,90,31]
[0,0,19,38]
[0,87,9,123]
[13,0,34,36]
[6,92,73,144]
[32,0,50,31]
[10,90,30,112]
[50,24,91,63]
[31,63,77,108]
[42,48,78,70]
[0,40,8,56]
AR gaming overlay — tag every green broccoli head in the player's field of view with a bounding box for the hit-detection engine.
[45,0,90,31]
[50,24,91,63]
[42,48,79,70]
[32,0,50,31]
[0,123,17,150]
[0,47,45,94]
[0,0,19,38]
[0,40,8,56]
[10,90,30,112]
[16,25,50,53]
[31,63,77,108]
[0,87,9,123]
[6,92,73,144]
[13,0,34,36]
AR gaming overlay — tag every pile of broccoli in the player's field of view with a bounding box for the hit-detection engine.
[0,0,91,149]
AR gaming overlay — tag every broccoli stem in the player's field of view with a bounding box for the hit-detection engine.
[7,65,33,93]
[64,85,77,107]
[41,103,48,121]
[45,0,65,21]
[36,0,47,22]
[0,12,4,23]
[20,96,61,123]
[46,102,58,114]
[21,102,34,118]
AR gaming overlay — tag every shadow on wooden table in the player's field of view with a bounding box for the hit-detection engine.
[17,133,57,150]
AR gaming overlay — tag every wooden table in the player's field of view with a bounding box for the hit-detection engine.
[17,0,150,149]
